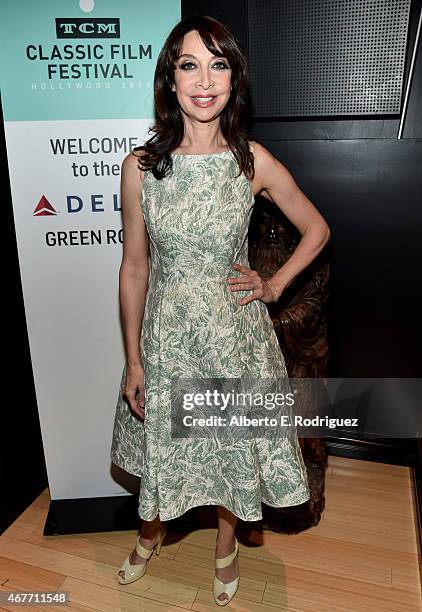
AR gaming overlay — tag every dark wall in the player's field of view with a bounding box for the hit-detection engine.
[182,0,422,377]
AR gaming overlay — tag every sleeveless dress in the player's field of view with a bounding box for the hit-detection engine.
[110,146,310,522]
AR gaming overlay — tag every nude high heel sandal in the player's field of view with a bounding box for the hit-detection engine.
[117,525,167,585]
[213,536,240,606]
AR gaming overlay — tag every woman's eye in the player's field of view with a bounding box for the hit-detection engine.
[180,62,195,70]
[213,61,229,70]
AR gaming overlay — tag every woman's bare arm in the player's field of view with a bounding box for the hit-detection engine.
[253,142,331,297]
[119,151,150,367]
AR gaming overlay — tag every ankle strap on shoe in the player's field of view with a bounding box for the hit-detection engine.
[135,539,154,560]
[215,539,238,569]
[135,527,166,560]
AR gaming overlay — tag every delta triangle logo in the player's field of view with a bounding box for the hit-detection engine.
[33,195,57,216]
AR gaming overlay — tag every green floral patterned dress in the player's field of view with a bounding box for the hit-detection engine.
[110,147,310,521]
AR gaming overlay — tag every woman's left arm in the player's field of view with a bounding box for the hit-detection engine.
[252,142,331,299]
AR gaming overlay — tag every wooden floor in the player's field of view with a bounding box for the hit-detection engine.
[0,455,421,611]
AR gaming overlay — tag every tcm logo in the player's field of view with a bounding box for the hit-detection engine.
[34,196,57,217]
[55,18,120,39]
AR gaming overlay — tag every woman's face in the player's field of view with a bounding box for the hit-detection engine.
[172,30,232,123]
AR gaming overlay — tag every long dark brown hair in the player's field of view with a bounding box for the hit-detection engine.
[134,15,254,180]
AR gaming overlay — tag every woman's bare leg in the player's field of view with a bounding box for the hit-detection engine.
[118,514,162,580]
[215,506,239,603]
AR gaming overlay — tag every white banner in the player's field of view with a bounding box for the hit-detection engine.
[1,0,180,501]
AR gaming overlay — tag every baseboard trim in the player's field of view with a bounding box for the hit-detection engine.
[325,436,416,466]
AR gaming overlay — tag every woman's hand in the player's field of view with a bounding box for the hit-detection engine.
[123,363,145,420]
[228,263,280,305]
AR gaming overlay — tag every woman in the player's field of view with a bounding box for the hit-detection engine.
[111,14,330,606]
